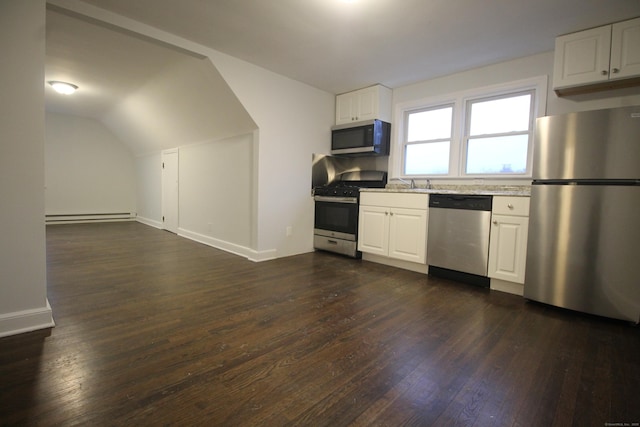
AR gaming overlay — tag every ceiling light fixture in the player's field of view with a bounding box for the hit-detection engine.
[48,81,78,95]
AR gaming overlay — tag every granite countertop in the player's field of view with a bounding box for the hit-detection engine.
[361,184,531,197]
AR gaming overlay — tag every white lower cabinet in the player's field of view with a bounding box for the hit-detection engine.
[358,205,389,257]
[358,193,428,264]
[488,196,530,294]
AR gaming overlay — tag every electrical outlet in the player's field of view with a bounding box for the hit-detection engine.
[208,222,213,232]
[286,226,293,237]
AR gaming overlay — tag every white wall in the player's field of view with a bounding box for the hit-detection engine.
[206,55,335,259]
[0,0,54,337]
[48,0,335,260]
[177,134,254,256]
[102,56,257,155]
[45,113,136,215]
[135,152,162,227]
[390,51,640,181]
[394,51,640,115]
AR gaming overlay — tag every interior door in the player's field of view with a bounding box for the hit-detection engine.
[162,149,179,233]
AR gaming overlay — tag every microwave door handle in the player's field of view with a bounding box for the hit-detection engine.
[331,146,374,155]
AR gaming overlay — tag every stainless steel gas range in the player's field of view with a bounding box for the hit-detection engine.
[313,170,387,258]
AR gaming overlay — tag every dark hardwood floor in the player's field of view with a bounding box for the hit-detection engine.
[1,222,638,426]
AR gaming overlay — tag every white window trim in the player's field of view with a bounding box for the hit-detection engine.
[390,75,548,180]
[402,103,455,176]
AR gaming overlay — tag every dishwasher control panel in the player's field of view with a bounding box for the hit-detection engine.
[428,194,492,211]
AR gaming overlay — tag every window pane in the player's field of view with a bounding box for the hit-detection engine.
[408,107,453,142]
[469,94,531,136]
[404,141,450,175]
[466,135,528,174]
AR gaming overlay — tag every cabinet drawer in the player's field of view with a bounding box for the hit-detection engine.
[360,192,428,210]
[492,196,530,216]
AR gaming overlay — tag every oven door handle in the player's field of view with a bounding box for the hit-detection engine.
[314,196,358,204]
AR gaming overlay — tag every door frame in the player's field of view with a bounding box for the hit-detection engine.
[161,148,179,233]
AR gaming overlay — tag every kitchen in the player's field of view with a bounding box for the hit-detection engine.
[3,1,640,424]
[314,100,639,322]
[4,0,640,337]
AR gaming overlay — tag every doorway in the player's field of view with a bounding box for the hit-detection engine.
[162,149,179,233]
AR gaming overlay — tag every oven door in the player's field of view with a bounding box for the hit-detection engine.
[314,196,358,240]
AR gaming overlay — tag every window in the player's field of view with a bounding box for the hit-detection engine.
[464,91,534,175]
[398,77,546,178]
[404,106,453,175]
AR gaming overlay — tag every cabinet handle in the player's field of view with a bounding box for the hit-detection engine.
[385,211,389,215]
[612,68,620,74]
[507,203,514,209]
[389,212,394,216]
[601,70,608,76]
[493,220,498,225]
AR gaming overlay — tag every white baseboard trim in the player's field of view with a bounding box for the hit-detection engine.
[177,228,277,262]
[0,300,55,338]
[247,248,278,263]
[490,278,524,296]
[136,216,163,229]
[361,253,428,274]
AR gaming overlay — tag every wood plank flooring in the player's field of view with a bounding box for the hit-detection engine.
[1,222,638,426]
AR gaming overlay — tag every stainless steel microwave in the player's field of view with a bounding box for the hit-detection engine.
[331,119,390,156]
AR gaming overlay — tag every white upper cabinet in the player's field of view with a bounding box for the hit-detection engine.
[335,85,392,125]
[553,25,612,89]
[553,17,640,94]
[610,18,640,80]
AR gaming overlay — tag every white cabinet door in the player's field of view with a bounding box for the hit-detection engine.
[358,205,389,256]
[335,85,392,125]
[610,17,640,80]
[388,208,427,264]
[353,86,378,122]
[553,25,612,89]
[488,215,529,284]
[336,88,376,124]
[336,93,356,124]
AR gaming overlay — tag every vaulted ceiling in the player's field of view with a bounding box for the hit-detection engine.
[44,0,640,154]
[73,0,640,94]
[45,6,257,155]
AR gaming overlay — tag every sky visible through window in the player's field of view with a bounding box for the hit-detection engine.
[403,92,533,176]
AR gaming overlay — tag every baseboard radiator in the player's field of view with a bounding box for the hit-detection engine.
[46,212,136,224]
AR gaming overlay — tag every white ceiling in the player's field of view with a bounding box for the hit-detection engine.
[46,7,257,154]
[45,7,199,119]
[44,0,640,153]
[73,0,640,95]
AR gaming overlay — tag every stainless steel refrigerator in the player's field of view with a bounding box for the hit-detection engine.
[524,106,640,323]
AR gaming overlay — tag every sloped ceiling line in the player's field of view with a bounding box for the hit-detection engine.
[46,5,257,155]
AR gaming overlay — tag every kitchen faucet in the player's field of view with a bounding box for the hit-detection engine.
[396,178,433,189]
[396,178,416,188]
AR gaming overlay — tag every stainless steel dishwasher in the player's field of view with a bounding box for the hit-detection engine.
[427,194,492,287]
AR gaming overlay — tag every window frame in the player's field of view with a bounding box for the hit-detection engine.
[394,76,547,180]
[402,103,455,176]
[461,89,536,176]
